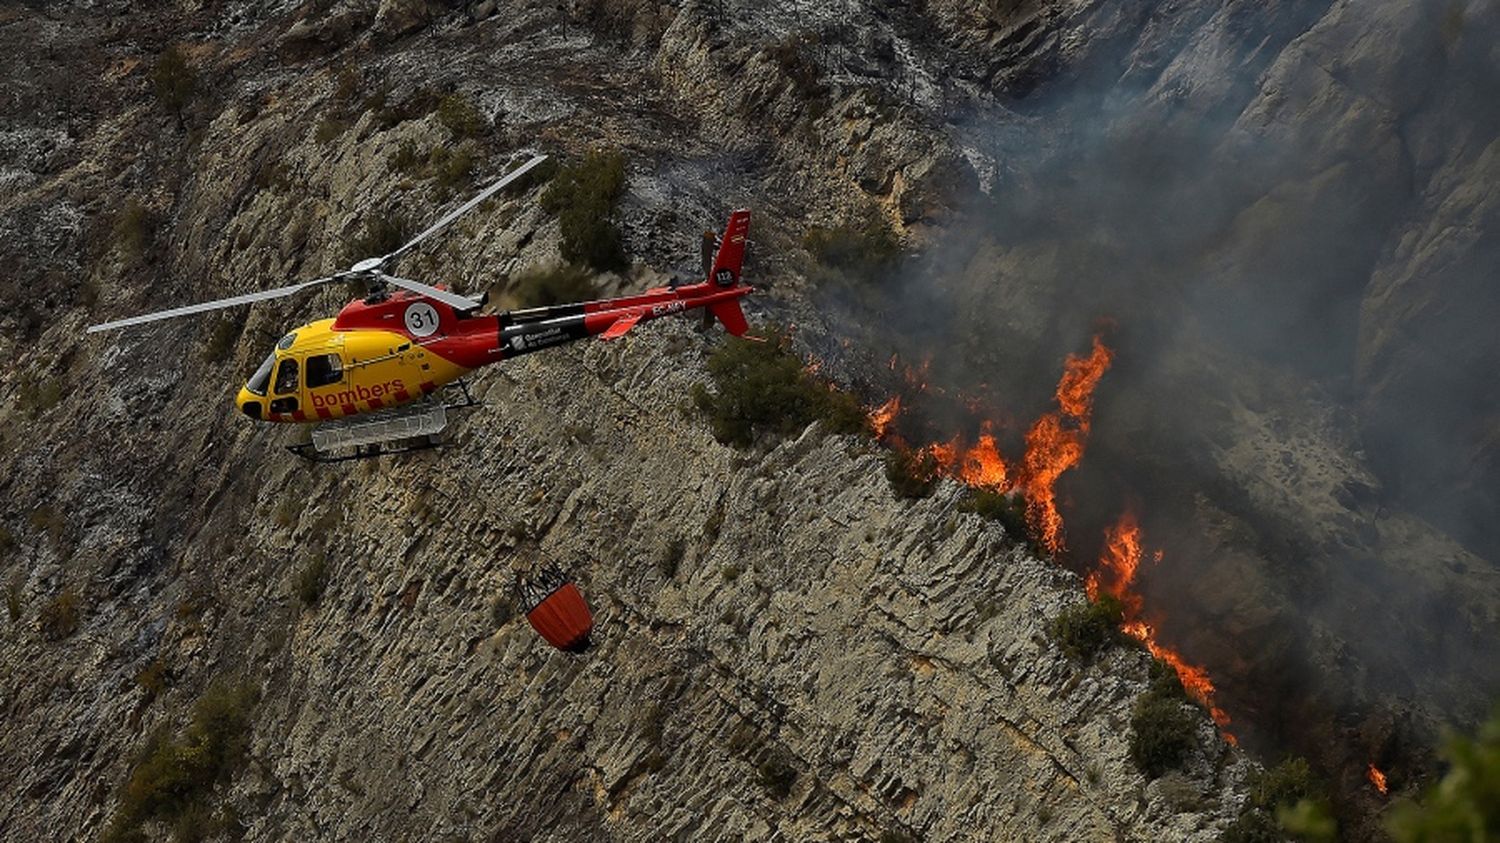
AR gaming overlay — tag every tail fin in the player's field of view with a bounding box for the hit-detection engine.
[709,298,749,336]
[708,209,751,287]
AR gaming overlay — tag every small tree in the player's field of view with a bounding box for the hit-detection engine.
[152,45,197,126]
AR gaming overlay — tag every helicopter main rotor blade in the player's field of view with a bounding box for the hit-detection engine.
[379,153,549,267]
[380,274,484,311]
[85,274,346,334]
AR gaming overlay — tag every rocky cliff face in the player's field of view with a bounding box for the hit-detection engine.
[1,0,1495,840]
[0,2,1253,841]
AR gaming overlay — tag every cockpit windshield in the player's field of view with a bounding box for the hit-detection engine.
[246,353,276,396]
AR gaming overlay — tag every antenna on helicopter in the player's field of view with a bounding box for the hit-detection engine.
[86,154,550,334]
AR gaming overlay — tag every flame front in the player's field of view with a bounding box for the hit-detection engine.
[1016,335,1113,554]
[1367,763,1389,796]
[865,333,1235,743]
[869,396,902,440]
[1092,511,1234,739]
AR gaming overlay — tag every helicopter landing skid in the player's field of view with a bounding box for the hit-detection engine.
[288,380,481,463]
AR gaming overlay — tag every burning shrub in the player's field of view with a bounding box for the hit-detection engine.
[541,149,628,272]
[1048,594,1125,662]
[691,330,869,448]
[510,264,598,308]
[885,447,939,499]
[1128,693,1198,778]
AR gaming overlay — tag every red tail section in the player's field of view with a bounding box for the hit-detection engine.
[709,210,751,287]
[709,298,749,336]
[707,209,751,335]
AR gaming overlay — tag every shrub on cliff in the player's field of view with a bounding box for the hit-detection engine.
[541,149,628,272]
[803,213,901,281]
[692,329,868,447]
[885,447,939,499]
[510,264,598,308]
[1129,693,1198,778]
[38,587,79,641]
[104,678,259,842]
[436,92,486,139]
[1049,594,1126,662]
[1387,706,1500,842]
[152,45,196,122]
[1222,757,1334,842]
[959,488,1032,546]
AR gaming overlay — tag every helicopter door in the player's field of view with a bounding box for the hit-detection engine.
[269,356,301,415]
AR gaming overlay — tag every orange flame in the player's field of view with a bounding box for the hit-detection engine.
[869,396,901,439]
[1368,763,1389,796]
[865,334,1236,745]
[1092,511,1235,740]
[1016,335,1114,555]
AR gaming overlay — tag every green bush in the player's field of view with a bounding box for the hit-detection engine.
[203,318,240,364]
[111,199,154,257]
[314,116,348,144]
[510,264,597,307]
[431,142,477,190]
[5,575,20,623]
[885,447,938,499]
[691,329,869,448]
[1222,757,1334,843]
[1048,594,1125,662]
[17,373,64,418]
[104,678,259,843]
[804,213,901,280]
[959,488,1031,544]
[658,539,684,580]
[1387,706,1500,841]
[541,149,629,271]
[501,154,558,195]
[757,751,798,798]
[436,93,486,138]
[38,587,79,641]
[1129,693,1198,778]
[490,595,514,628]
[342,214,412,264]
[136,659,169,703]
[294,556,329,607]
[152,45,196,118]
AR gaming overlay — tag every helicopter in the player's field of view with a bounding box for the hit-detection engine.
[87,154,754,461]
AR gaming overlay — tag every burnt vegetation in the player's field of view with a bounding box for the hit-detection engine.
[691,329,868,448]
[884,447,939,499]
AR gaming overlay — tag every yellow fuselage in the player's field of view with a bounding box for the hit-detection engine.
[235,318,469,423]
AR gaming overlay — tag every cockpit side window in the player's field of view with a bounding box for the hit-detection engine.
[305,353,344,389]
[274,358,300,395]
[246,353,276,396]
